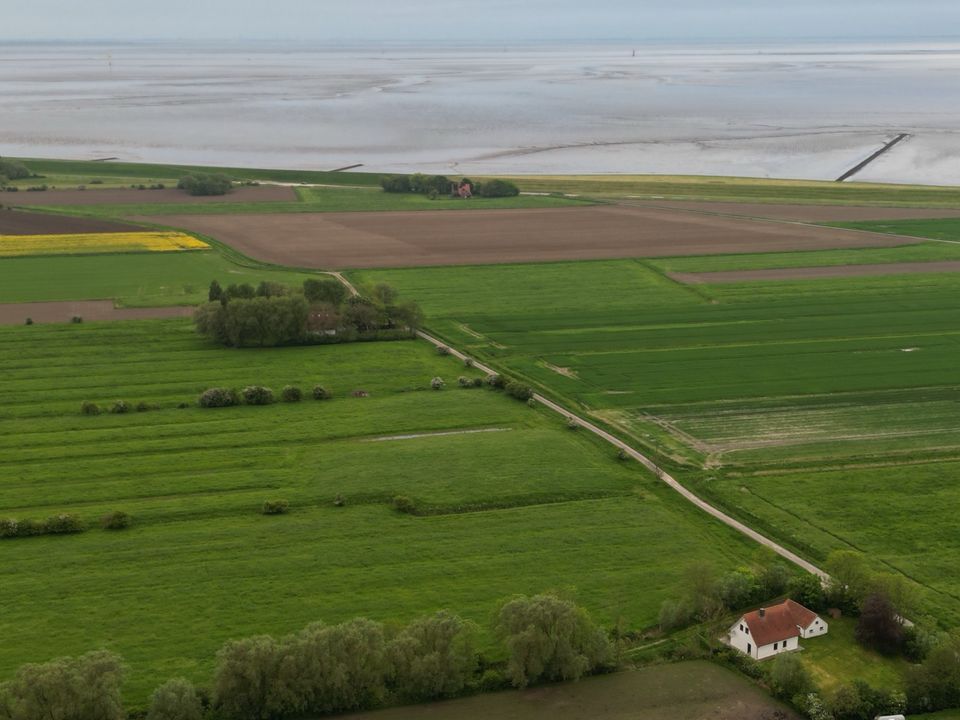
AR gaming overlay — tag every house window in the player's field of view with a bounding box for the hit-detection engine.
[774,642,778,650]
[739,624,744,632]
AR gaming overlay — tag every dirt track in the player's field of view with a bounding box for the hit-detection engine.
[5,185,296,206]
[0,301,194,325]
[141,205,923,269]
[671,260,960,284]
[0,209,142,235]
[624,199,960,223]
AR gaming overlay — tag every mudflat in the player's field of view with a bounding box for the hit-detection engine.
[142,205,922,270]
[5,185,296,206]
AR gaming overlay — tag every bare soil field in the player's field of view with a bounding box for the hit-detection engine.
[6,185,296,206]
[626,199,960,223]
[0,209,141,235]
[671,260,960,284]
[141,205,922,270]
[0,301,194,325]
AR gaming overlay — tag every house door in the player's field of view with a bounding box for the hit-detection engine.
[747,643,752,655]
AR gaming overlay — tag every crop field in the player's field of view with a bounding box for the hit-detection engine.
[355,243,960,621]
[0,319,761,705]
[623,199,960,222]
[0,231,208,257]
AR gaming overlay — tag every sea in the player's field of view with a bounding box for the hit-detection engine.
[1,40,959,184]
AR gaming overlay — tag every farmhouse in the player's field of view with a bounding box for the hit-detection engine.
[728,599,828,660]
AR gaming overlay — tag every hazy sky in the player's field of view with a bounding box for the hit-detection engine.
[3,0,959,42]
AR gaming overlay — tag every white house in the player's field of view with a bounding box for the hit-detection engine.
[728,599,828,660]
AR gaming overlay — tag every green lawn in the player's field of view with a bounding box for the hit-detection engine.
[354,252,960,623]
[798,617,909,693]
[0,320,761,706]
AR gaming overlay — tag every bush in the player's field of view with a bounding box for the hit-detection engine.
[381,175,411,193]
[495,594,611,688]
[388,611,476,701]
[430,376,445,390]
[472,377,484,388]
[768,652,813,700]
[109,400,130,414]
[261,500,290,515]
[0,158,31,180]
[101,511,132,530]
[566,418,579,430]
[312,385,332,400]
[24,317,33,325]
[505,381,534,401]
[136,401,158,412]
[71,315,83,323]
[148,677,204,720]
[476,179,520,198]
[281,385,303,403]
[199,387,239,408]
[463,357,474,368]
[333,494,346,507]
[436,345,451,356]
[44,513,85,535]
[242,386,275,406]
[458,376,473,388]
[80,401,101,416]
[485,373,505,389]
[0,518,19,538]
[178,172,233,196]
[0,650,125,720]
[392,496,417,514]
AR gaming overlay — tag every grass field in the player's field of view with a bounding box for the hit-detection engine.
[354,247,960,623]
[799,618,909,693]
[0,251,323,306]
[344,661,800,720]
[0,319,762,706]
[0,231,208,257]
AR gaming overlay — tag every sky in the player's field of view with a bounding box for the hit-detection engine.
[3,0,959,43]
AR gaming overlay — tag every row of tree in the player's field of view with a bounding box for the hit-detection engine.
[0,158,32,185]
[177,173,233,196]
[0,594,610,720]
[381,173,520,198]
[195,279,422,348]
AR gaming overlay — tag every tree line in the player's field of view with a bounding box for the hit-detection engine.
[0,594,610,720]
[195,279,422,348]
[381,173,519,198]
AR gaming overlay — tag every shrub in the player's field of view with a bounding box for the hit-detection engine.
[71,315,83,324]
[463,357,474,368]
[381,175,411,193]
[505,381,534,401]
[0,158,31,180]
[109,400,130,414]
[199,387,239,408]
[15,518,46,537]
[177,172,233,196]
[135,401,157,412]
[768,652,813,700]
[24,317,33,325]
[101,511,132,530]
[495,594,611,688]
[80,401,101,416]
[430,376,445,390]
[261,500,290,515]
[472,377,484,388]
[436,345,451,356]
[476,179,520,198]
[478,668,508,692]
[388,611,476,701]
[0,518,19,538]
[617,449,630,461]
[0,650,126,720]
[333,494,346,507]
[485,373,505,389]
[392,496,417,514]
[312,385,332,400]
[45,513,85,535]
[148,677,204,720]
[458,376,473,388]
[566,418,579,430]
[281,385,303,403]
[242,386,275,406]
[177,402,190,409]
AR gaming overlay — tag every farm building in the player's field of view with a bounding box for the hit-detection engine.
[728,599,828,660]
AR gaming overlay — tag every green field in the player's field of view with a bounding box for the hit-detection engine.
[354,245,960,622]
[0,319,763,705]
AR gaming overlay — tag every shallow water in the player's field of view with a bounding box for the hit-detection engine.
[1,40,959,183]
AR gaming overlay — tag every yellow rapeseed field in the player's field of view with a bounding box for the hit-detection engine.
[0,231,210,257]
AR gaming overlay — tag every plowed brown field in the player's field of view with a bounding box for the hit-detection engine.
[0,301,194,325]
[0,209,141,235]
[142,205,923,270]
[624,200,960,222]
[6,185,296,206]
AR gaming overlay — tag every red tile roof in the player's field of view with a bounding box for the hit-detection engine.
[742,599,818,647]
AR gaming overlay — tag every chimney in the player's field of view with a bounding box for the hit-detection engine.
[759,607,766,618]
